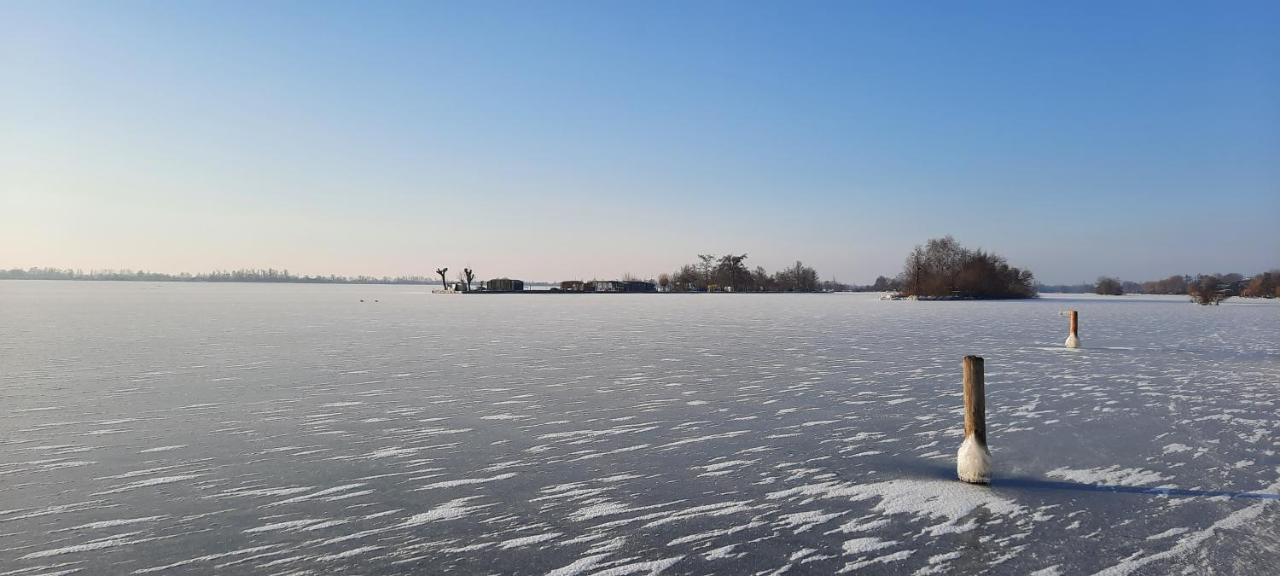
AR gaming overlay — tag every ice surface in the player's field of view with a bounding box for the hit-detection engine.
[1,281,1278,574]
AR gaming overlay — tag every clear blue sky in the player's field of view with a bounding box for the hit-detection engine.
[2,1,1277,284]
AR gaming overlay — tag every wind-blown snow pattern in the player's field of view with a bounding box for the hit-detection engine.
[1,282,1278,574]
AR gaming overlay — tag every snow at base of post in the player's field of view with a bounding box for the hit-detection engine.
[1065,334,1080,348]
[957,435,992,484]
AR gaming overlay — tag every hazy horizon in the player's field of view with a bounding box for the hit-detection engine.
[3,2,1277,285]
[5,259,1280,288]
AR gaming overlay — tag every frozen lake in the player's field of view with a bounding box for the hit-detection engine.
[2,281,1278,575]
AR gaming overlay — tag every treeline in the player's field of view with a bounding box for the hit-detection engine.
[1038,276,1202,295]
[895,236,1037,299]
[0,267,439,285]
[1050,270,1279,305]
[1140,272,1277,300]
[1054,271,1274,303]
[1139,272,1278,304]
[659,255,845,292]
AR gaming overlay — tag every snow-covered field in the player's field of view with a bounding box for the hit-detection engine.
[1,281,1277,575]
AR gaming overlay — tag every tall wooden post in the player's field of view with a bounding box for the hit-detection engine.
[1065,310,1080,348]
[963,356,986,444]
[957,355,992,484]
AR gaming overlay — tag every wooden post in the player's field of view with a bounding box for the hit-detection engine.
[1065,310,1080,348]
[963,356,986,444]
[957,355,992,484]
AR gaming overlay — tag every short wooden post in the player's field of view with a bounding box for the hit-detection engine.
[1065,310,1080,348]
[957,355,992,484]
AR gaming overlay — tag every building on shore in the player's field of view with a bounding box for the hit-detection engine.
[485,278,524,292]
[623,280,657,293]
[583,280,657,293]
[585,280,623,292]
[560,280,585,292]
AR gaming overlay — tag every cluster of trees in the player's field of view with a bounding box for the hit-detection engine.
[896,237,1037,299]
[1187,275,1233,305]
[0,267,439,285]
[660,254,827,292]
[1094,277,1124,296]
[1185,272,1279,305]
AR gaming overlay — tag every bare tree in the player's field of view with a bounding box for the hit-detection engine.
[787,260,819,292]
[715,254,749,292]
[752,266,772,292]
[657,273,671,292]
[924,236,965,294]
[463,268,475,291]
[673,265,700,291]
[435,267,448,287]
[697,254,716,289]
[899,246,925,297]
[1189,275,1229,305]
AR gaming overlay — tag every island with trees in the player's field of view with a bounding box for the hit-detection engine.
[890,236,1037,299]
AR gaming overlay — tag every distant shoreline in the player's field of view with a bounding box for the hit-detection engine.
[1,276,444,286]
[0,271,554,287]
[0,277,561,288]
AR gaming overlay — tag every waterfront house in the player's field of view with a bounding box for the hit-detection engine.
[485,278,524,292]
[624,280,657,292]
[586,280,623,292]
[584,280,656,293]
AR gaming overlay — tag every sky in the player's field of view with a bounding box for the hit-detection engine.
[2,1,1277,285]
